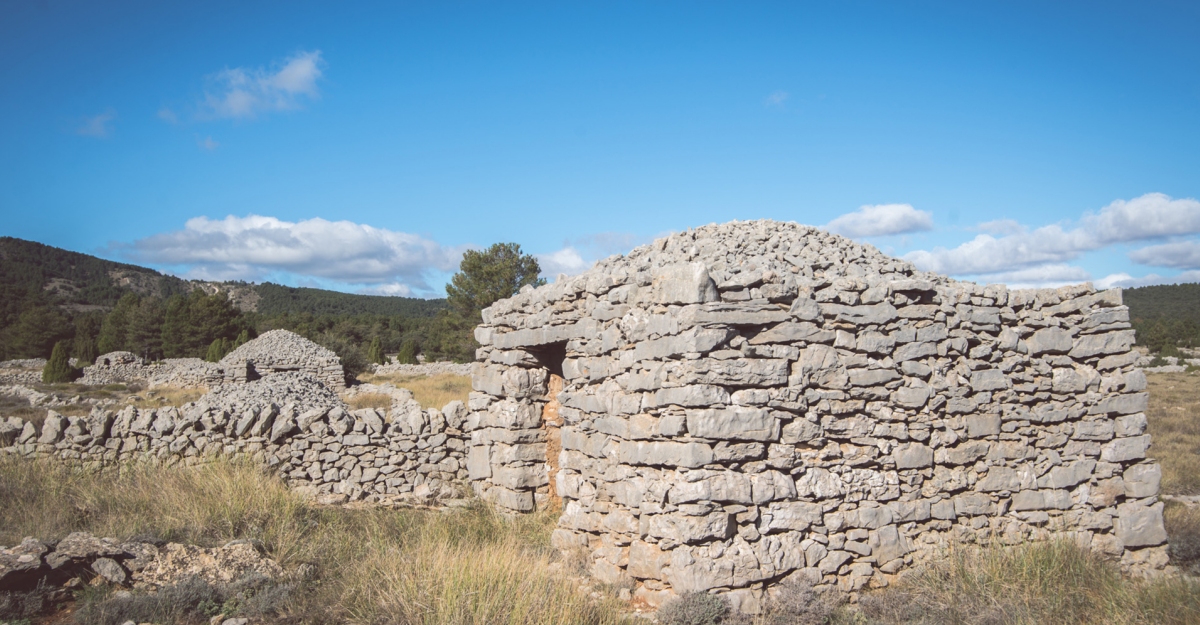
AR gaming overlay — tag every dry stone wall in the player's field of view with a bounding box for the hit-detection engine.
[0,372,468,503]
[220,330,346,391]
[467,219,1166,610]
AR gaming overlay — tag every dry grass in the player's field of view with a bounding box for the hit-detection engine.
[0,457,625,625]
[845,540,1200,625]
[345,392,393,412]
[356,373,472,410]
[1145,372,1200,495]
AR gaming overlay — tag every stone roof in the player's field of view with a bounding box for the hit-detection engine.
[487,219,951,319]
[219,329,338,367]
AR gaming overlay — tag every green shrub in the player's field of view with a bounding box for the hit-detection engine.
[659,591,730,625]
[396,339,418,365]
[41,341,77,383]
[366,337,386,365]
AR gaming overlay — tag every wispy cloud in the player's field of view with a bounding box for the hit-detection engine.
[197,136,219,151]
[77,109,116,138]
[1128,240,1200,269]
[157,107,179,124]
[904,193,1200,276]
[201,50,324,120]
[825,203,934,238]
[117,214,467,295]
[764,90,789,107]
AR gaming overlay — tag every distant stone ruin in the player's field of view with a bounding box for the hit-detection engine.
[466,219,1165,610]
[79,330,344,391]
[220,329,346,391]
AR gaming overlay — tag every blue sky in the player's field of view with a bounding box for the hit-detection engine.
[2,1,1199,297]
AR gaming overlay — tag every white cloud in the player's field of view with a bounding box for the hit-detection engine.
[119,214,466,294]
[959,264,1092,290]
[905,193,1200,276]
[362,283,414,297]
[197,136,219,151]
[764,91,789,107]
[201,50,323,119]
[538,247,590,278]
[1096,270,1200,289]
[1129,240,1200,269]
[825,204,934,238]
[157,107,178,124]
[77,109,116,137]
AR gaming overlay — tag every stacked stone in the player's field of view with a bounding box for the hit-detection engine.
[0,372,468,503]
[467,219,1165,611]
[220,330,345,391]
[0,359,47,385]
[81,354,224,388]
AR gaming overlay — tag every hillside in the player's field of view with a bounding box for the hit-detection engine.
[0,236,446,319]
[0,236,449,360]
[1124,283,1200,353]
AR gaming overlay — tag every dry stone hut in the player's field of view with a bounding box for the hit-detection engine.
[220,330,346,391]
[466,219,1165,608]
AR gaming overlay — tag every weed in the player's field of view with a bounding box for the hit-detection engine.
[659,591,731,625]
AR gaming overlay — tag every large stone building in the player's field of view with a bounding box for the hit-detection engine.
[465,219,1165,609]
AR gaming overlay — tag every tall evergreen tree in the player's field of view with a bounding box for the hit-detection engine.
[9,304,73,358]
[366,336,386,365]
[72,314,102,365]
[128,298,165,360]
[396,339,418,365]
[42,341,77,383]
[434,243,544,362]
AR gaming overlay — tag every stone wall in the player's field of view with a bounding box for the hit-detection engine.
[466,220,1166,610]
[81,353,224,388]
[0,373,468,503]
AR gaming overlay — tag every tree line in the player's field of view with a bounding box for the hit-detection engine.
[10,242,546,384]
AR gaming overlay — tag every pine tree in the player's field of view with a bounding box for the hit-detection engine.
[98,293,140,354]
[232,329,250,349]
[42,341,77,383]
[396,339,418,365]
[205,337,231,362]
[366,337,385,365]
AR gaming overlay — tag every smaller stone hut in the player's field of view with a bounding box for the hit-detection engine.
[220,330,346,391]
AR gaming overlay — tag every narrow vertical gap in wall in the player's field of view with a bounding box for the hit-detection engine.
[530,342,567,508]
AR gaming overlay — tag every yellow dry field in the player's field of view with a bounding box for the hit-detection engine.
[356,373,472,410]
[1146,372,1200,496]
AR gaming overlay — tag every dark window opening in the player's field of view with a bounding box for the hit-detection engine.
[527,341,567,378]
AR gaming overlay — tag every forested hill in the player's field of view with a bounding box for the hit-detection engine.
[0,236,450,361]
[0,236,446,318]
[1124,283,1200,353]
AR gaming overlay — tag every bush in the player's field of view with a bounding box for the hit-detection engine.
[366,337,386,365]
[659,591,731,625]
[1166,502,1200,575]
[42,341,77,383]
[759,579,841,625]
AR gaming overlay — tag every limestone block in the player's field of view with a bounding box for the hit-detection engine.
[39,413,65,444]
[648,510,732,543]
[849,368,900,387]
[869,525,911,564]
[1114,501,1167,548]
[976,466,1020,492]
[1027,327,1073,355]
[893,386,930,408]
[1090,393,1149,416]
[892,443,933,469]
[794,467,846,499]
[780,418,822,444]
[680,358,790,387]
[762,501,823,532]
[1038,459,1096,489]
[964,414,1001,438]
[646,262,720,305]
[1069,330,1135,359]
[1123,463,1161,498]
[970,369,1011,392]
[670,470,754,504]
[628,540,671,579]
[749,470,797,503]
[618,441,713,468]
[894,341,937,362]
[935,440,990,465]
[1100,435,1150,463]
[749,322,833,345]
[820,302,899,325]
[633,327,734,361]
[686,407,780,442]
[1073,419,1115,441]
[954,493,995,516]
[648,385,730,408]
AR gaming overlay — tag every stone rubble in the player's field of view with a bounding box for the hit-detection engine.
[0,532,282,592]
[465,219,1167,611]
[370,361,473,377]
